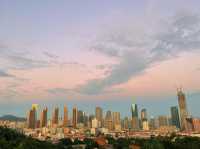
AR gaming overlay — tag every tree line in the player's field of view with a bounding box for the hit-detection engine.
[0,127,200,149]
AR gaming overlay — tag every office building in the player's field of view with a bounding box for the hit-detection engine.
[131,103,139,130]
[149,117,157,130]
[95,107,103,127]
[105,110,113,130]
[63,106,68,127]
[52,107,59,127]
[141,109,147,121]
[40,107,48,128]
[177,88,189,131]
[113,112,121,130]
[78,110,84,124]
[141,108,148,130]
[122,117,129,130]
[192,118,200,132]
[88,114,95,128]
[142,120,149,131]
[158,115,169,127]
[170,106,180,129]
[83,114,89,127]
[185,118,194,132]
[72,107,78,128]
[27,104,38,129]
[92,118,98,128]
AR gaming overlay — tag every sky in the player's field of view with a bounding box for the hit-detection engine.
[0,0,200,118]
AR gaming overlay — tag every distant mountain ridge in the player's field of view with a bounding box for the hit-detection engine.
[0,115,26,121]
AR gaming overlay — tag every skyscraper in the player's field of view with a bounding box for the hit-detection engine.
[83,114,89,127]
[63,106,68,127]
[113,112,121,130]
[92,118,98,128]
[40,107,48,128]
[113,112,120,125]
[32,104,39,110]
[177,88,188,131]
[95,106,103,127]
[141,109,149,130]
[72,107,78,128]
[142,121,149,130]
[141,109,147,121]
[122,117,129,130]
[52,107,59,127]
[170,106,180,129]
[158,115,169,127]
[89,114,95,128]
[105,110,113,130]
[131,103,139,130]
[27,104,37,129]
[131,104,138,117]
[78,110,84,124]
[149,117,156,130]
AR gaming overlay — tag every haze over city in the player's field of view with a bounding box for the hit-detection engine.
[0,0,200,118]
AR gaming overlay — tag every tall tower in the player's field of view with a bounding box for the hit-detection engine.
[78,110,84,124]
[52,107,59,127]
[177,88,188,131]
[141,108,149,131]
[170,106,180,129]
[95,107,103,127]
[158,115,169,127]
[122,117,129,130]
[141,109,147,121]
[40,107,48,128]
[105,110,113,130]
[113,112,121,130]
[113,112,120,125]
[131,103,139,130]
[27,104,38,129]
[63,106,68,127]
[72,107,78,128]
[131,103,138,118]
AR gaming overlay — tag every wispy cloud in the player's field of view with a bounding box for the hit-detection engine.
[47,88,72,95]
[43,51,59,59]
[0,47,51,71]
[0,46,87,73]
[0,70,15,78]
[77,12,200,95]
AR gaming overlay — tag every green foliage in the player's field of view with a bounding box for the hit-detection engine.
[58,138,73,146]
[173,136,200,149]
[105,135,200,149]
[54,138,73,149]
[113,138,130,149]
[1,127,200,149]
[83,138,99,149]
[0,127,56,149]
[106,135,116,144]
[73,138,84,145]
[142,139,165,149]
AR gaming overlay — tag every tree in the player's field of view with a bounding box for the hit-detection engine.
[83,138,99,149]
[142,139,164,149]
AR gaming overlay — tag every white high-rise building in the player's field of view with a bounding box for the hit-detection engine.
[92,118,98,128]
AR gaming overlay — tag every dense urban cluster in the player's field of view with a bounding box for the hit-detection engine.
[0,89,200,149]
[1,126,200,149]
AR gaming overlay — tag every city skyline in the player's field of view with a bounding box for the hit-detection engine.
[14,88,198,144]
[25,89,196,132]
[25,89,192,122]
[0,89,199,118]
[0,0,200,118]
